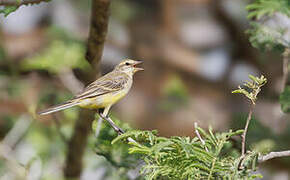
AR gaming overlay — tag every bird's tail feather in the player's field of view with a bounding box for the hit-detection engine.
[38,101,80,115]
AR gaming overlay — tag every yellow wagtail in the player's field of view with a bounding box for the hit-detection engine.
[38,59,143,119]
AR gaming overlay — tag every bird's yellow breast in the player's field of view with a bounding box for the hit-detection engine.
[78,88,129,109]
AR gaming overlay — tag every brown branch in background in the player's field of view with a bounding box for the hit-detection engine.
[258,150,290,163]
[58,69,84,95]
[64,0,111,178]
[282,48,290,90]
[0,0,48,6]
[0,115,33,178]
[64,109,95,178]
[86,0,111,73]
[241,103,255,156]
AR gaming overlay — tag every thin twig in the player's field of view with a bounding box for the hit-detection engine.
[282,48,290,90]
[194,122,209,152]
[98,113,136,143]
[2,115,32,149]
[0,144,27,178]
[0,115,32,178]
[98,113,124,135]
[241,103,255,156]
[258,150,290,163]
[0,0,48,6]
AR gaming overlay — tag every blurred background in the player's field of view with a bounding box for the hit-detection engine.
[0,0,289,179]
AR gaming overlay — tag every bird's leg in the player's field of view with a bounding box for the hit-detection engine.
[98,112,137,143]
[98,112,125,135]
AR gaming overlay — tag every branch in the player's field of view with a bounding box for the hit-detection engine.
[241,103,255,156]
[63,0,111,178]
[85,0,111,72]
[0,0,49,6]
[99,113,136,143]
[282,48,290,90]
[0,143,27,178]
[258,150,290,163]
[194,122,208,152]
[58,68,84,95]
[0,115,32,178]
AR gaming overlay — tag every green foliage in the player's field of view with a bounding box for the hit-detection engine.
[162,75,188,101]
[0,6,18,17]
[159,75,189,111]
[247,22,289,51]
[279,86,290,113]
[246,0,290,19]
[92,116,141,179]
[232,75,267,104]
[113,127,262,180]
[111,0,137,22]
[246,0,290,51]
[21,40,90,74]
[0,0,51,17]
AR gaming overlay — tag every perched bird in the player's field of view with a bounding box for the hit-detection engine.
[38,59,143,118]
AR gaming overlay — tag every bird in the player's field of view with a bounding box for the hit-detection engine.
[37,59,143,118]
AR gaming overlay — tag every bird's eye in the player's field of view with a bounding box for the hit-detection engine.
[125,62,130,66]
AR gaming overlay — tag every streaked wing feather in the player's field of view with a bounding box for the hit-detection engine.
[74,72,129,100]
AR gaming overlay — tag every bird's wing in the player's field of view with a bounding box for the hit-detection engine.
[73,72,129,100]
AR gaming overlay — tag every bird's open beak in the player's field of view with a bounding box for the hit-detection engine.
[133,60,144,72]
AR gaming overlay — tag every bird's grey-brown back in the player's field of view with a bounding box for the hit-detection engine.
[73,71,131,100]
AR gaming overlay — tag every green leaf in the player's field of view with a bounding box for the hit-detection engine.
[279,86,290,113]
[232,75,267,104]
[115,127,261,179]
[246,0,290,20]
[246,21,290,51]
[21,40,91,74]
[0,6,18,17]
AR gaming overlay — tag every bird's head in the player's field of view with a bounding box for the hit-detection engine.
[114,59,144,75]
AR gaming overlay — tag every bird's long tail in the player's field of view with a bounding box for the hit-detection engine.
[37,101,80,115]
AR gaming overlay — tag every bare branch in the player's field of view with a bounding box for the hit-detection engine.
[2,115,32,148]
[241,104,255,156]
[0,115,32,178]
[258,150,290,163]
[0,144,27,178]
[98,113,136,143]
[86,0,111,71]
[0,0,49,6]
[282,48,290,90]
[194,122,209,152]
[58,69,84,95]
[64,0,111,178]
[64,109,95,178]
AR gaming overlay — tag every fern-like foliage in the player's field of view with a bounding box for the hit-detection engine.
[92,116,142,179]
[247,22,290,51]
[247,0,290,19]
[246,0,290,51]
[0,0,51,17]
[113,127,262,180]
[232,75,267,104]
